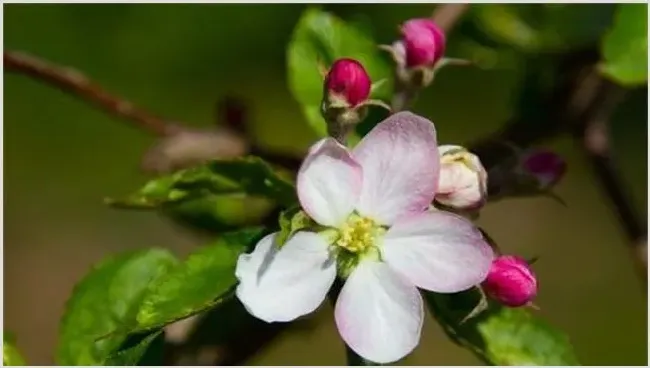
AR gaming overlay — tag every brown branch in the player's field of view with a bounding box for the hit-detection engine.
[431,3,470,32]
[467,48,647,286]
[4,50,303,175]
[4,51,179,136]
[571,75,647,281]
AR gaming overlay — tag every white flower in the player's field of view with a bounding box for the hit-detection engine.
[435,145,488,210]
[235,112,494,363]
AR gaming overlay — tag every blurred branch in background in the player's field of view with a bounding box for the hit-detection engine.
[3,50,301,176]
[574,76,648,281]
[473,53,648,286]
[3,51,176,137]
[431,3,469,32]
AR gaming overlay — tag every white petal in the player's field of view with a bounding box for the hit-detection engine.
[352,111,439,225]
[298,138,363,227]
[334,260,423,364]
[382,211,494,293]
[236,232,336,323]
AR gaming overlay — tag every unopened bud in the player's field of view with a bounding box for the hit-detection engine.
[321,58,389,143]
[435,145,487,210]
[401,19,446,68]
[482,255,537,307]
[521,150,567,189]
[381,19,469,95]
[324,58,371,108]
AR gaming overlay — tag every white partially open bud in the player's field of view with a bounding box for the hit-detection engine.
[435,145,487,210]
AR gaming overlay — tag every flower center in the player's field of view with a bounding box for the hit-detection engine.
[336,216,379,253]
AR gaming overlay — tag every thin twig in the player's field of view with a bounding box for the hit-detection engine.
[571,74,648,281]
[431,3,471,32]
[4,51,178,136]
[4,50,303,174]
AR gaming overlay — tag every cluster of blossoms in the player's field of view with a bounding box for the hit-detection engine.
[236,18,543,364]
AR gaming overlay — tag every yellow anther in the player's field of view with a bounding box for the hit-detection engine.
[336,216,379,253]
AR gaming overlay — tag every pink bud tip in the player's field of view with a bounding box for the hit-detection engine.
[522,150,567,188]
[401,18,446,68]
[482,255,538,308]
[325,58,372,107]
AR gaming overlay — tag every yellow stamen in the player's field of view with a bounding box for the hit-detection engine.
[336,216,377,253]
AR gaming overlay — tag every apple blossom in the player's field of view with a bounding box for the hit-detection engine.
[235,111,494,363]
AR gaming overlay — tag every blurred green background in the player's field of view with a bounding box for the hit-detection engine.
[3,3,648,365]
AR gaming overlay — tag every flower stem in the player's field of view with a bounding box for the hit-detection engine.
[327,278,381,366]
[390,87,418,113]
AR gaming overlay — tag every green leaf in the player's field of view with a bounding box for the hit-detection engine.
[425,288,579,365]
[107,156,294,209]
[56,249,178,365]
[276,205,314,247]
[287,7,392,137]
[107,156,296,233]
[135,227,266,330]
[600,4,648,86]
[106,330,164,366]
[206,157,297,207]
[3,332,26,366]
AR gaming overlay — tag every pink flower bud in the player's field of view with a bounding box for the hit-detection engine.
[325,58,372,107]
[522,150,567,188]
[482,256,537,307]
[435,145,487,210]
[401,19,446,68]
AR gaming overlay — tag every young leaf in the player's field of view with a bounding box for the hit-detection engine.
[135,227,266,331]
[56,249,178,365]
[287,7,392,137]
[106,156,296,233]
[3,332,26,366]
[425,288,579,365]
[107,156,294,209]
[207,157,297,207]
[276,205,314,247]
[600,4,648,86]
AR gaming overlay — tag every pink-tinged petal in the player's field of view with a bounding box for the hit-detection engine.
[352,111,439,225]
[298,138,363,227]
[382,210,494,293]
[236,232,336,323]
[335,260,423,364]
